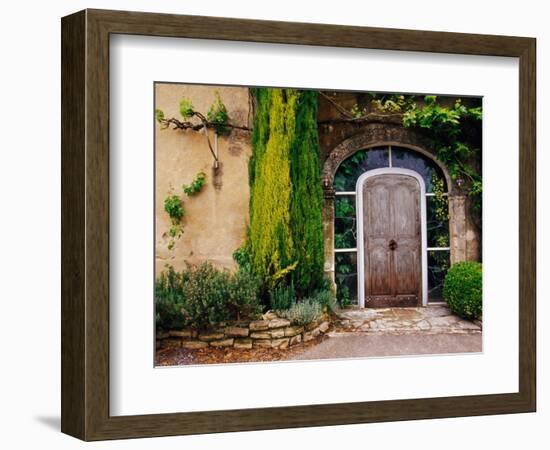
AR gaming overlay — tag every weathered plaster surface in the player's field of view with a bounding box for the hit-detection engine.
[155,84,252,276]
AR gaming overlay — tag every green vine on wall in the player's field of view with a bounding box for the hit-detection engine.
[163,171,207,250]
[183,171,206,196]
[402,96,482,214]
[431,173,449,223]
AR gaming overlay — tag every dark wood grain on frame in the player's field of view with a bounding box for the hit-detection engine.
[61,8,536,441]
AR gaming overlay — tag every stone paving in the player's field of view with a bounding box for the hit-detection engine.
[333,304,481,336]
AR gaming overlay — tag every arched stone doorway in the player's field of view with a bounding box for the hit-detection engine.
[321,124,477,307]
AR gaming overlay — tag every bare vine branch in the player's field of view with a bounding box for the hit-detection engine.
[158,116,252,132]
[158,113,252,164]
[318,91,355,119]
[318,112,404,126]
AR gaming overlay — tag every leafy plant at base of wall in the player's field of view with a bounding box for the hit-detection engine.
[182,171,206,196]
[312,286,337,313]
[270,282,296,311]
[277,298,324,326]
[443,261,482,320]
[226,270,263,321]
[233,241,253,274]
[155,266,188,330]
[248,88,297,290]
[155,263,262,331]
[289,90,325,296]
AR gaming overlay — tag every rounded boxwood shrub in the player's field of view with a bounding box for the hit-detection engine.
[443,261,482,320]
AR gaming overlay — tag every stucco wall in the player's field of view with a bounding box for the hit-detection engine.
[155,84,252,276]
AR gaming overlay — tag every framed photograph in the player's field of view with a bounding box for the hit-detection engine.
[61,9,536,441]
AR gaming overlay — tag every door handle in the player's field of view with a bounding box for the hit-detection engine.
[388,239,397,250]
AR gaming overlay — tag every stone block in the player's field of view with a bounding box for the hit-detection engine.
[289,334,302,346]
[181,340,208,349]
[270,328,285,339]
[249,320,270,331]
[169,329,197,339]
[161,338,181,348]
[210,338,234,347]
[198,332,225,342]
[318,321,330,333]
[225,326,249,337]
[250,331,271,339]
[234,338,253,349]
[269,318,291,329]
[284,326,304,337]
[156,331,170,339]
[253,339,273,348]
[306,321,320,331]
[272,338,290,349]
[262,311,278,321]
[302,331,314,342]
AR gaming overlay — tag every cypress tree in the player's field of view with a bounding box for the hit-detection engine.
[248,88,325,296]
[289,90,325,296]
[249,88,298,288]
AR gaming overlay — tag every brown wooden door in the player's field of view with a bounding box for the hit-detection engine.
[362,173,422,307]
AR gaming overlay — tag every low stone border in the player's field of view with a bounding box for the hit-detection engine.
[156,311,330,351]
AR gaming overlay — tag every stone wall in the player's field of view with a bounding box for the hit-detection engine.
[156,312,330,351]
[155,84,252,276]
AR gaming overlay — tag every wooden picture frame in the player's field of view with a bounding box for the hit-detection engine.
[61,8,536,441]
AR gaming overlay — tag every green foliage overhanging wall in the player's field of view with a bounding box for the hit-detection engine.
[248,88,325,295]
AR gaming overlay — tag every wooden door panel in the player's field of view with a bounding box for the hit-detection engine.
[393,247,419,295]
[362,173,422,307]
[367,247,391,295]
[366,184,390,236]
[392,183,419,237]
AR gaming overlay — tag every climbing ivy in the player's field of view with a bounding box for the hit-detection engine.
[289,90,325,296]
[163,171,207,251]
[431,173,449,223]
[207,92,230,135]
[164,193,185,250]
[403,95,482,214]
[182,171,206,196]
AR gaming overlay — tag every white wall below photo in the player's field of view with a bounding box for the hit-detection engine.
[109,34,519,416]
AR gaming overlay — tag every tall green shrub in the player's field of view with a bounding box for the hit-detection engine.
[289,90,325,296]
[249,88,298,289]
